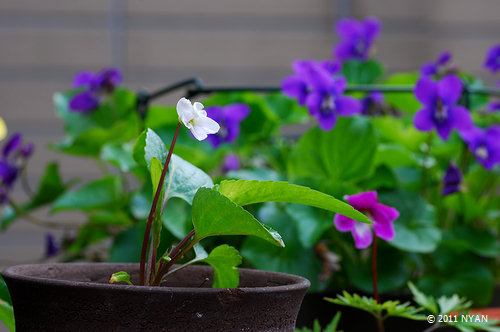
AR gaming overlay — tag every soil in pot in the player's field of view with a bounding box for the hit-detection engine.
[3,263,310,332]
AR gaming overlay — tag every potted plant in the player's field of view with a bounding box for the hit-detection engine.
[2,94,371,331]
[1,15,500,332]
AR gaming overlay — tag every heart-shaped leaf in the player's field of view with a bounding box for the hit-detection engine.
[202,245,242,288]
[192,187,284,247]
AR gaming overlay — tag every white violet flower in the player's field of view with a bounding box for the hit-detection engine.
[176,97,220,141]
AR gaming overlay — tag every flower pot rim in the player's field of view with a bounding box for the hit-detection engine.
[2,262,310,294]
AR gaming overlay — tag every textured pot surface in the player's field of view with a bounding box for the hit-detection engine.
[3,263,310,332]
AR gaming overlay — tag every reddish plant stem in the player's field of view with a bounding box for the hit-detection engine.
[372,233,380,304]
[372,233,384,332]
[152,229,196,286]
[139,122,182,286]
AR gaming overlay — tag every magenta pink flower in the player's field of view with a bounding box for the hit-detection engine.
[334,191,399,249]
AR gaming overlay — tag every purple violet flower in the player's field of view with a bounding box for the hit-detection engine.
[483,44,500,73]
[361,91,384,115]
[460,126,500,170]
[69,68,122,113]
[223,154,240,173]
[2,133,21,158]
[334,191,399,249]
[334,17,381,62]
[442,162,462,196]
[45,233,59,258]
[413,75,473,140]
[420,51,452,76]
[488,100,500,112]
[204,104,250,148]
[0,133,33,205]
[302,61,361,130]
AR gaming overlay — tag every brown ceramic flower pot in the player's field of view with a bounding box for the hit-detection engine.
[2,262,310,332]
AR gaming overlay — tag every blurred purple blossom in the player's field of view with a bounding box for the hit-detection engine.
[483,44,500,73]
[334,191,399,249]
[420,51,452,76]
[223,154,240,173]
[413,75,473,140]
[0,133,33,204]
[442,162,462,196]
[45,233,59,258]
[205,104,250,148]
[488,100,500,112]
[334,17,381,62]
[69,68,122,113]
[361,91,384,115]
[461,126,500,170]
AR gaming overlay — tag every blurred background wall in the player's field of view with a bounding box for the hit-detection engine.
[1,0,499,271]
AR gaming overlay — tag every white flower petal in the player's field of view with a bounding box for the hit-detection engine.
[176,97,195,126]
[190,125,208,141]
[193,116,220,134]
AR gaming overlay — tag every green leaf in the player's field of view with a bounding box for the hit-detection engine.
[379,190,441,253]
[325,291,425,321]
[89,211,133,226]
[109,224,145,262]
[0,299,15,332]
[0,275,11,305]
[52,176,122,212]
[101,142,137,172]
[284,204,332,248]
[408,282,438,314]
[372,116,428,152]
[342,59,384,84]
[109,271,133,286]
[418,249,494,306]
[201,244,242,288]
[437,294,472,315]
[383,72,421,114]
[150,157,164,250]
[217,179,370,224]
[144,105,178,129]
[164,155,213,204]
[192,187,284,247]
[241,203,323,291]
[2,162,67,229]
[133,128,167,169]
[444,225,500,258]
[53,117,139,156]
[288,118,377,183]
[264,93,309,124]
[162,198,190,240]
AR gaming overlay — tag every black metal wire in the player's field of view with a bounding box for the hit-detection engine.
[136,77,500,115]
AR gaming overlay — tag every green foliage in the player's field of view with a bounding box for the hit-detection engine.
[408,282,500,332]
[288,117,377,183]
[379,190,441,253]
[325,291,425,322]
[241,203,324,291]
[295,312,342,332]
[0,299,15,332]
[217,179,370,224]
[382,72,421,114]
[192,188,284,247]
[52,176,122,212]
[342,59,384,84]
[2,162,67,229]
[201,245,242,288]
[417,248,494,306]
[109,271,133,286]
